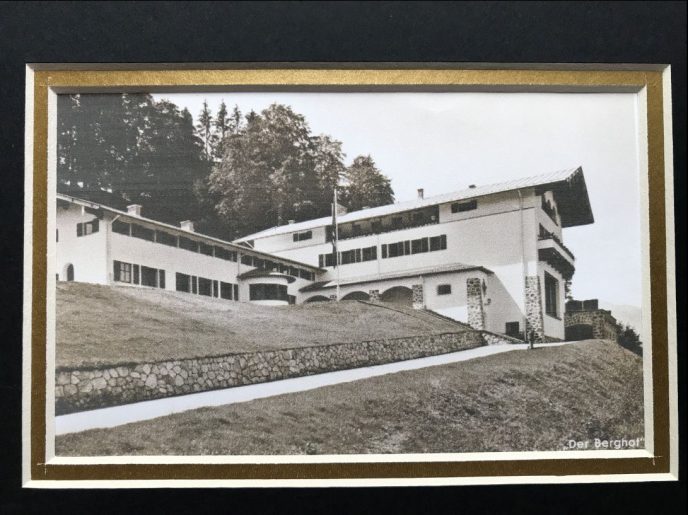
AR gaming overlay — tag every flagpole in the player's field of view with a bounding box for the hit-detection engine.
[334,188,341,301]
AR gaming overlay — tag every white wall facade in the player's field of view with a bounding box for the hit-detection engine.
[250,189,575,339]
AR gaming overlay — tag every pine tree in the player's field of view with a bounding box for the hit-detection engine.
[195,99,215,161]
[213,100,230,161]
[341,155,394,211]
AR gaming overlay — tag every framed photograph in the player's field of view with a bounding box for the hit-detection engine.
[23,63,678,487]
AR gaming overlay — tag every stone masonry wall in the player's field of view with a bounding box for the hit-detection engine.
[55,331,485,415]
[412,284,424,310]
[565,310,619,341]
[524,275,545,342]
[466,278,486,330]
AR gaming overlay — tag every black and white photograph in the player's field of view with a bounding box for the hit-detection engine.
[51,88,650,458]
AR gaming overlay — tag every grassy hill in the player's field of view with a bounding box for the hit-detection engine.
[56,340,644,455]
[56,282,471,368]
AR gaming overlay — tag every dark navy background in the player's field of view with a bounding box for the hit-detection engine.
[0,2,685,514]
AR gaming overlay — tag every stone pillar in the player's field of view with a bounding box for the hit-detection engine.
[524,275,545,342]
[368,289,380,302]
[466,278,486,330]
[412,284,424,309]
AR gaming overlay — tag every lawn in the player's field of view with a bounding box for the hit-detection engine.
[56,340,645,455]
[56,282,470,368]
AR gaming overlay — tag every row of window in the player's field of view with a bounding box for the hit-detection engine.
[318,245,377,268]
[382,235,447,259]
[112,220,240,262]
[327,207,440,242]
[111,219,315,279]
[317,235,447,268]
[114,260,166,289]
[175,272,239,301]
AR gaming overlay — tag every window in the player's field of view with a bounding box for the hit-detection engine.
[76,218,99,237]
[141,266,159,287]
[199,242,214,256]
[241,254,253,266]
[214,246,237,261]
[451,200,477,213]
[198,277,212,296]
[362,246,377,261]
[318,253,336,267]
[392,217,403,229]
[213,280,219,297]
[179,236,199,252]
[191,276,198,294]
[158,270,165,289]
[56,229,59,242]
[113,260,132,283]
[437,284,452,295]
[233,284,239,301]
[412,212,425,225]
[133,264,140,284]
[156,230,177,247]
[220,281,233,300]
[430,234,447,251]
[293,230,312,242]
[299,269,314,280]
[505,322,520,338]
[411,237,429,254]
[176,273,190,292]
[250,283,288,301]
[112,220,130,235]
[371,220,382,233]
[130,223,154,241]
[544,272,559,317]
[541,196,558,225]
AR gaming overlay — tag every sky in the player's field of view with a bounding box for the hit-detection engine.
[153,91,643,309]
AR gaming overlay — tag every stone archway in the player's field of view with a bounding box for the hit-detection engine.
[565,324,594,341]
[380,286,413,307]
[305,295,330,303]
[341,291,370,301]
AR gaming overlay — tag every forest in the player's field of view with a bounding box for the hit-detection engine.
[57,94,395,240]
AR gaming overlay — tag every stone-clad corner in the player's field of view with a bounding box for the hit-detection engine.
[55,331,486,415]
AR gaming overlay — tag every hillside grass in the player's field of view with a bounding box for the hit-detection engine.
[56,340,645,455]
[56,282,470,368]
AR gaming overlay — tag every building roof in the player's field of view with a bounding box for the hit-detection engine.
[235,167,594,242]
[299,263,492,293]
[57,193,324,272]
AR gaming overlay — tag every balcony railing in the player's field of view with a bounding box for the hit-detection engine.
[538,230,575,261]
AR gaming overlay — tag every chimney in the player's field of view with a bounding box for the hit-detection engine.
[127,204,142,216]
[288,219,295,225]
[180,220,195,232]
[417,188,424,199]
[468,184,476,189]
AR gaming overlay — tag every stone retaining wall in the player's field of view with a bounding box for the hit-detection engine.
[56,331,484,414]
[480,331,524,345]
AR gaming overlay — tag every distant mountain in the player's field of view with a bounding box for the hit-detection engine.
[599,301,643,334]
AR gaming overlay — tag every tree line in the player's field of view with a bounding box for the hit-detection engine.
[57,94,394,240]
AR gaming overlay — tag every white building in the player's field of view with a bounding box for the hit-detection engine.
[57,167,593,341]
